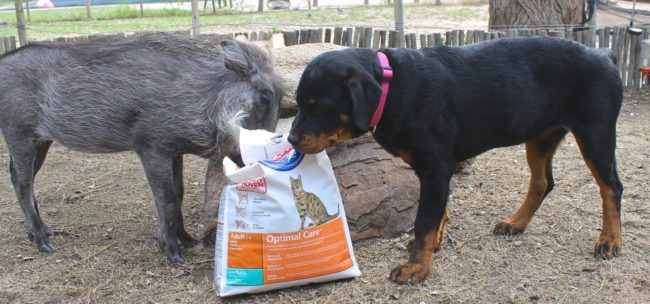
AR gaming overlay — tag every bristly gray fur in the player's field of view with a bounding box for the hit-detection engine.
[0,33,285,263]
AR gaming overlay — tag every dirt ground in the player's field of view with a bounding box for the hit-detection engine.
[2,89,649,304]
[2,3,650,304]
[2,59,650,304]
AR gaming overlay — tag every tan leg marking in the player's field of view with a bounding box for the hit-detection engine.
[391,211,448,284]
[494,142,556,235]
[575,138,622,259]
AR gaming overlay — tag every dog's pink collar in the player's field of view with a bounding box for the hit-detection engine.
[370,51,393,129]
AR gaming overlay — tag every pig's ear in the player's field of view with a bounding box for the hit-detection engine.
[221,40,254,76]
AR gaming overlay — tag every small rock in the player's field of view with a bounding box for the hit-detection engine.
[514,240,524,246]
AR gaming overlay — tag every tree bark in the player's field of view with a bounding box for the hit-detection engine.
[488,0,589,30]
[327,134,419,241]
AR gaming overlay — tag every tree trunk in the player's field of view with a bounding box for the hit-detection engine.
[488,0,590,30]
[327,134,419,241]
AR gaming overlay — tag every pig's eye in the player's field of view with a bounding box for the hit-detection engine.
[258,90,273,106]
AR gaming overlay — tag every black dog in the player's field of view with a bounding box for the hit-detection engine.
[288,37,623,284]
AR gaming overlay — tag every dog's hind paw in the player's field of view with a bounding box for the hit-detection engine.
[389,261,430,284]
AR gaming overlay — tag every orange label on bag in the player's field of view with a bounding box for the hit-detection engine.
[263,217,352,284]
[228,232,263,269]
[226,217,353,285]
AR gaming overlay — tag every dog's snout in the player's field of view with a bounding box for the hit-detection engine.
[287,133,300,147]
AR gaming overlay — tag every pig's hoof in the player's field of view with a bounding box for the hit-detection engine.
[38,241,54,253]
[180,237,199,248]
[45,228,69,236]
[45,228,55,237]
[178,231,199,248]
[168,252,186,264]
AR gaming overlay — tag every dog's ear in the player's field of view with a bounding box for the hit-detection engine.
[345,71,382,131]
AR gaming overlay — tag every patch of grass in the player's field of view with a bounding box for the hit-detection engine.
[405,5,482,21]
[441,0,487,4]
[0,5,195,23]
[0,2,486,41]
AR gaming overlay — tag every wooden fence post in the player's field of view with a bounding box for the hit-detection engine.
[325,28,332,44]
[334,27,343,45]
[433,33,442,46]
[283,31,297,46]
[14,0,27,46]
[346,27,353,46]
[299,29,309,44]
[86,0,92,19]
[631,32,642,87]
[603,27,612,49]
[373,30,381,48]
[364,27,373,48]
[597,28,604,48]
[575,29,584,44]
[389,30,397,47]
[622,29,631,86]
[613,27,623,81]
[352,26,361,47]
[465,30,474,44]
[191,0,200,35]
[394,0,405,48]
[588,28,596,47]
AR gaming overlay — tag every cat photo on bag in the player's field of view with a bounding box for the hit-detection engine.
[289,175,340,230]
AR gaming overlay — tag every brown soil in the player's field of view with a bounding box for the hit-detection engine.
[2,3,650,304]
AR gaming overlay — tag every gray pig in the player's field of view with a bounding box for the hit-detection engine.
[0,33,284,263]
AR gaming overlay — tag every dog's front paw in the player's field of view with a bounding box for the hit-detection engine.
[389,261,430,284]
[594,236,621,259]
[493,220,526,235]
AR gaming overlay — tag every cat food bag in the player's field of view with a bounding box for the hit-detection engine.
[214,128,361,297]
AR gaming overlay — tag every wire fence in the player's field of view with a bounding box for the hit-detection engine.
[2,24,650,88]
